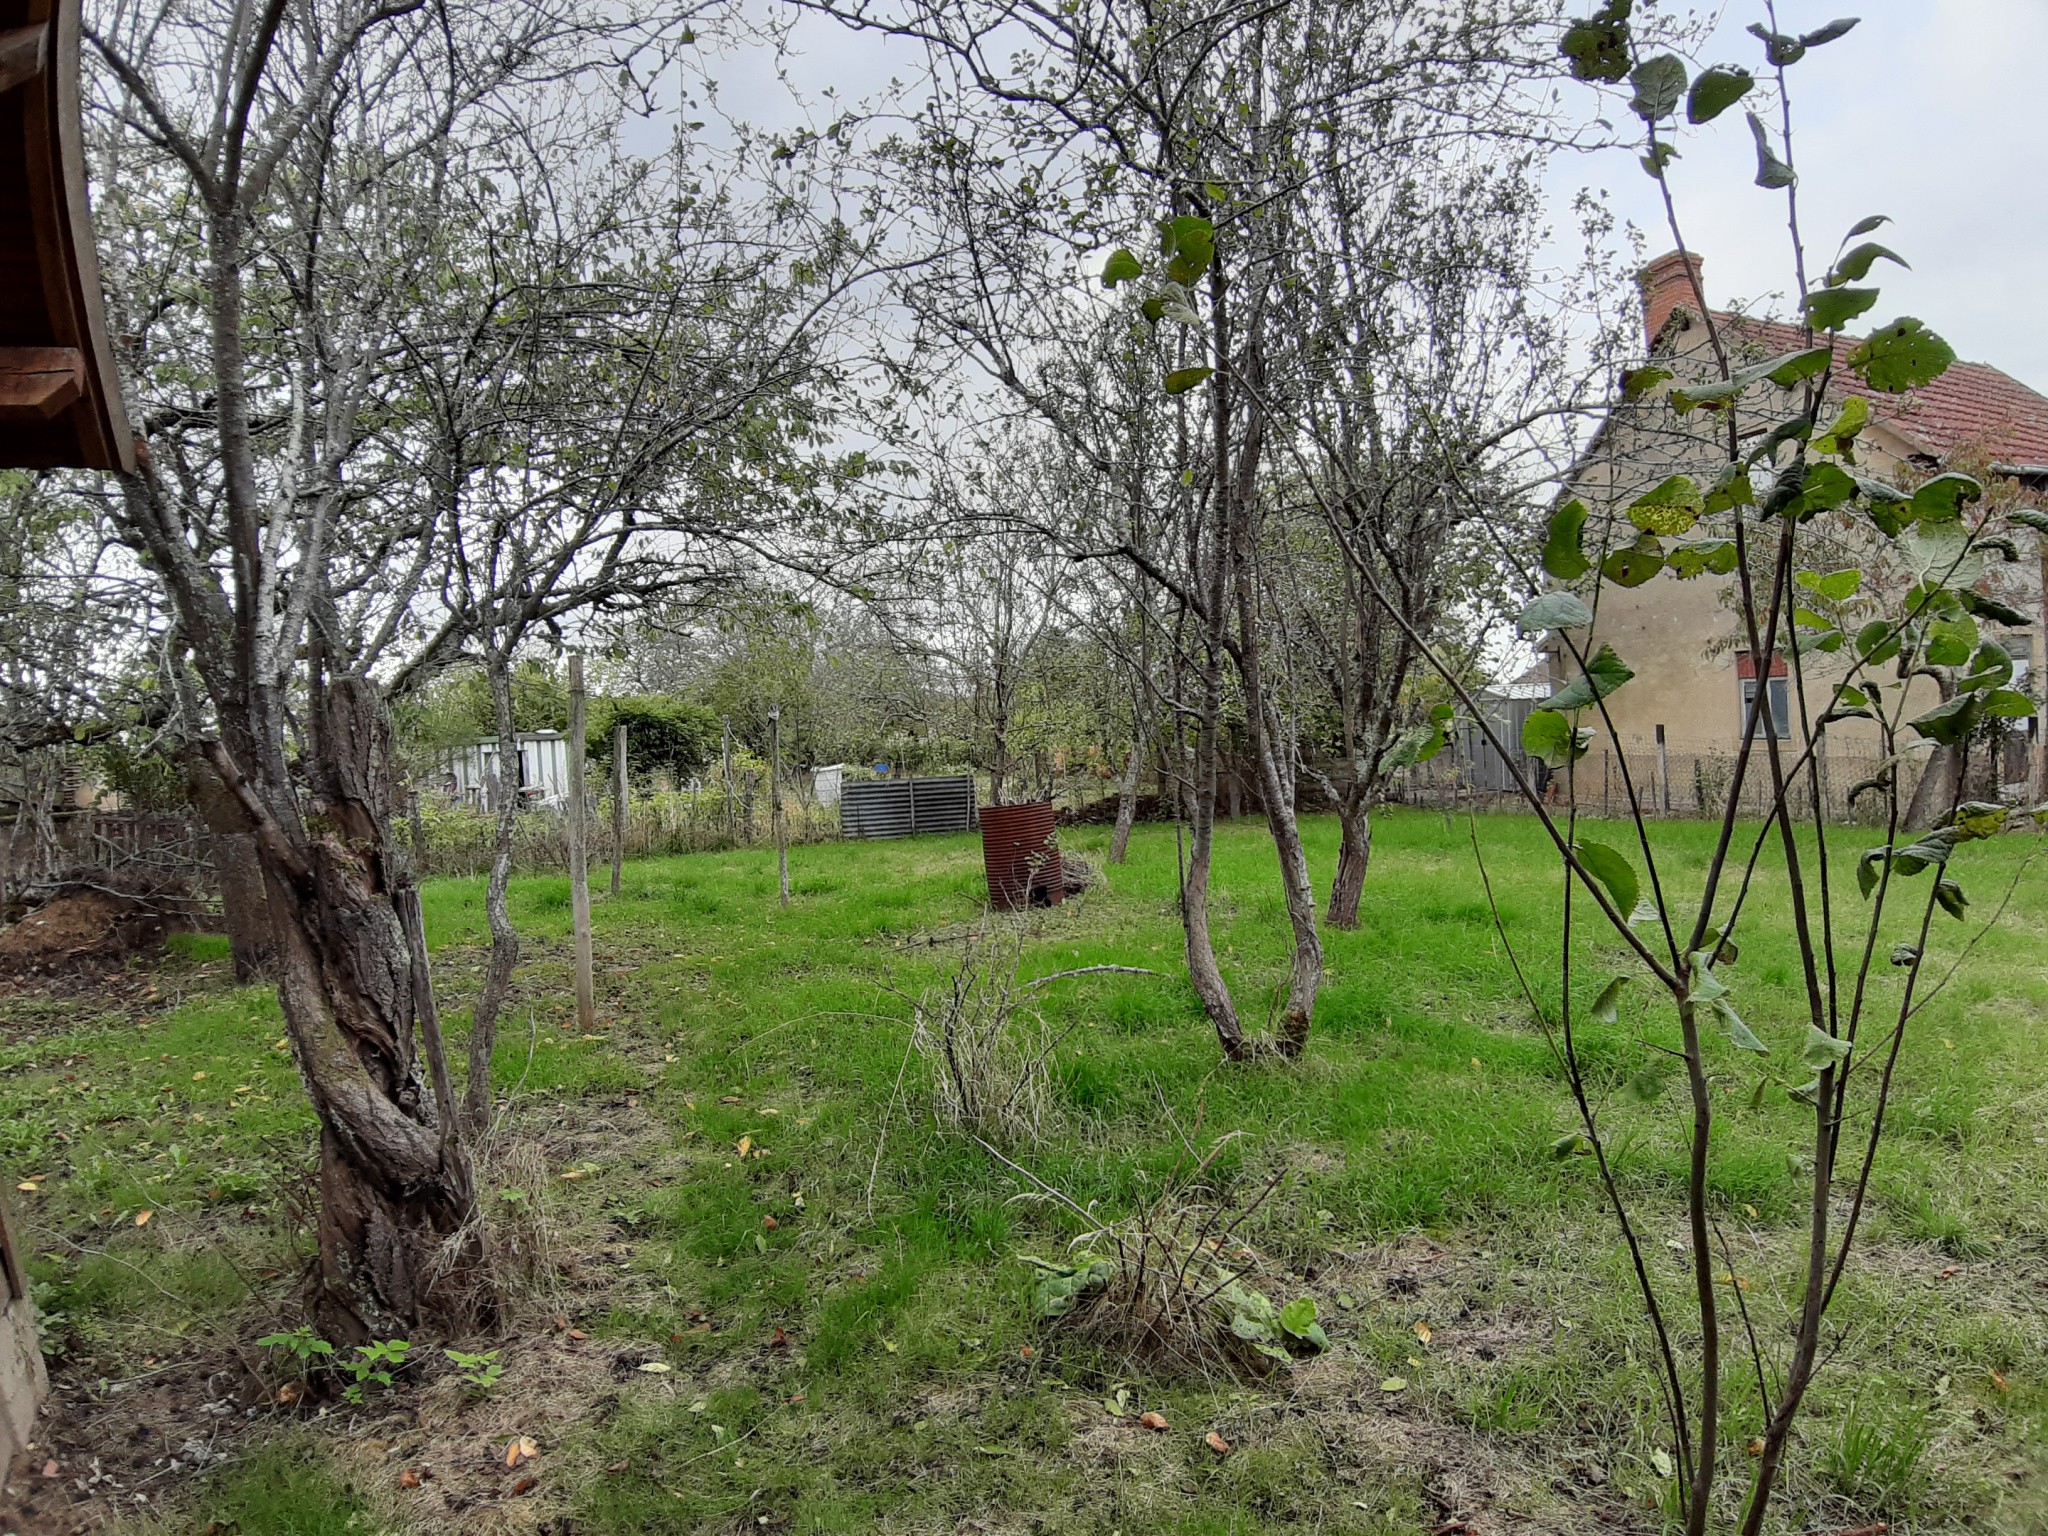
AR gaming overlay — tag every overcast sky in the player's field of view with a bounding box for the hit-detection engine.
[722,1,2046,386]
[1573,0,2048,382]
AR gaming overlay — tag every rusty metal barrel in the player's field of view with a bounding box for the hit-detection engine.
[979,800,1063,911]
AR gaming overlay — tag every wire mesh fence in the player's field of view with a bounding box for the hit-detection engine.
[1389,731,1920,826]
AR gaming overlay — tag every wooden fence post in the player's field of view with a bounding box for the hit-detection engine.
[567,654,595,1032]
[771,706,789,907]
[722,717,734,847]
[611,721,627,897]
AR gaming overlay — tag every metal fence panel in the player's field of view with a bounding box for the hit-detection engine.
[839,776,978,839]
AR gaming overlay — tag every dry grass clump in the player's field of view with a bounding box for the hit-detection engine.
[1003,1118,1323,1378]
[911,922,1150,1147]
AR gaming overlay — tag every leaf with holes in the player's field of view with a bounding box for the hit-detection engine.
[1910,472,1982,523]
[1802,285,1877,332]
[1602,534,1665,588]
[1628,475,1702,535]
[1559,1,1632,82]
[1795,568,1861,603]
[1668,539,1738,580]
[1852,318,1955,393]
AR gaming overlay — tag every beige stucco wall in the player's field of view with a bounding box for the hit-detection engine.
[1549,310,2043,807]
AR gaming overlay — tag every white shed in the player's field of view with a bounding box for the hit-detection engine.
[433,732,576,810]
[812,763,845,807]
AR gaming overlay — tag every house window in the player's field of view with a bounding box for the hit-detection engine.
[1736,650,1791,738]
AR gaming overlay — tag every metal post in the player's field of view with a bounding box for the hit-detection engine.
[722,717,734,847]
[1655,724,1671,817]
[567,653,595,1032]
[610,721,627,897]
[771,706,789,907]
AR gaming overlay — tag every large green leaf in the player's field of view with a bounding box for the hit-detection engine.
[1573,840,1639,920]
[1543,500,1592,581]
[1801,1026,1852,1071]
[1925,614,1978,666]
[1628,475,1702,535]
[1812,395,1870,457]
[1629,54,1687,120]
[1833,241,1907,283]
[1795,568,1861,602]
[1686,65,1752,123]
[1101,249,1144,288]
[1522,709,1593,769]
[1163,366,1213,396]
[1850,318,1956,393]
[1589,975,1633,1024]
[1908,472,1982,523]
[1601,534,1665,587]
[1519,592,1594,631]
[1984,689,2036,718]
[1908,694,1981,746]
[1747,111,1795,189]
[1668,539,1738,579]
[1710,997,1768,1055]
[1550,644,1634,711]
[1782,462,1857,521]
[1560,1,1632,82]
[1380,703,1456,772]
[1801,285,1877,332]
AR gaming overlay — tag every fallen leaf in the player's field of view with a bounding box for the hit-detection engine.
[607,1459,630,1473]
[769,1327,790,1348]
[1414,1321,1432,1345]
[688,1322,711,1334]
[721,1095,741,1104]
[788,1393,805,1404]
[567,1328,588,1341]
[1407,1355,1423,1368]
[762,1215,778,1230]
[1939,1266,1960,1279]
[193,1071,206,1081]
[1139,1411,1169,1431]
[277,1383,301,1404]
[15,1181,36,1192]
[1018,1345,1034,1359]
[506,1436,539,1468]
[1470,1057,1483,1070]
[1380,1377,1407,1393]
[398,1468,422,1489]
[882,1338,898,1353]
[135,1209,153,1227]
[41,1459,58,1478]
[736,1135,752,1157]
[1991,1370,2011,1393]
[638,1361,673,1373]
[512,1475,538,1496]
[1205,1431,1232,1455]
[1746,1437,1765,1457]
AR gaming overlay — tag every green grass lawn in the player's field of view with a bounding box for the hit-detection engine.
[6,810,2046,1534]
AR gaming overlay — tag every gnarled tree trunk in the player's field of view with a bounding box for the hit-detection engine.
[211,677,487,1342]
[1108,734,1144,864]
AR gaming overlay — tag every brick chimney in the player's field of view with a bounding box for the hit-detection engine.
[1639,250,1705,351]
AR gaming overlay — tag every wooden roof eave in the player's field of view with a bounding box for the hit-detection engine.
[0,0,134,472]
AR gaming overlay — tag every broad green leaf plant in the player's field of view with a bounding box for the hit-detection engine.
[1125,4,2044,1532]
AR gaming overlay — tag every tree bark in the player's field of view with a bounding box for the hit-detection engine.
[1183,652,1247,1057]
[1108,734,1144,865]
[182,746,274,983]
[1902,742,1960,832]
[220,677,489,1341]
[464,648,521,1133]
[1326,784,1373,931]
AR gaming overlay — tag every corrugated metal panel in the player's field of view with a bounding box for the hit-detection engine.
[840,776,978,839]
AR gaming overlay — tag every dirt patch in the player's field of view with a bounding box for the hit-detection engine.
[0,870,205,976]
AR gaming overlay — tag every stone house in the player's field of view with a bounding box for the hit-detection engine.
[1540,250,2047,816]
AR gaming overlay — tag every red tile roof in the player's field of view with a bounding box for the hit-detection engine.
[1673,310,2048,470]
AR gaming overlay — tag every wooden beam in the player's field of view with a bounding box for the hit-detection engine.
[0,347,84,422]
[0,23,48,94]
